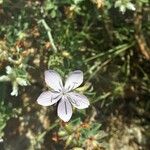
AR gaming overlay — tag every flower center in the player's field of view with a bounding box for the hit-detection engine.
[60,88,67,96]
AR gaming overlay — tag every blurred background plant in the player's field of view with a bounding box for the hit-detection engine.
[0,100,12,139]
[58,118,107,149]
[0,0,150,149]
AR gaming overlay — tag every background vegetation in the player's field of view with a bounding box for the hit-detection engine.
[0,0,150,149]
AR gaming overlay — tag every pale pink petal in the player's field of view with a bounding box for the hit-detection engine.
[57,97,72,122]
[37,91,61,106]
[67,92,90,109]
[64,70,83,91]
[45,70,63,91]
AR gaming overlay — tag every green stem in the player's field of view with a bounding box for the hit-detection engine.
[40,19,57,53]
[85,42,135,62]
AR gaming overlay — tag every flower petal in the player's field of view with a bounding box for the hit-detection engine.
[57,97,72,122]
[67,92,90,109]
[37,91,61,106]
[45,70,63,91]
[64,70,83,91]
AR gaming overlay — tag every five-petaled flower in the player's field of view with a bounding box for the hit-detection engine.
[37,70,90,122]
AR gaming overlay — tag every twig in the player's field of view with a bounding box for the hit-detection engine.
[8,57,23,65]
[134,2,150,60]
[39,19,57,53]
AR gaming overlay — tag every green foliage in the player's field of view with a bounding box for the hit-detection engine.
[0,101,12,138]
[0,0,149,149]
[58,118,107,149]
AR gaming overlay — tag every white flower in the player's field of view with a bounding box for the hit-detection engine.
[16,77,28,86]
[0,138,3,143]
[126,2,135,11]
[0,66,29,96]
[6,66,13,74]
[11,81,19,96]
[37,70,90,122]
